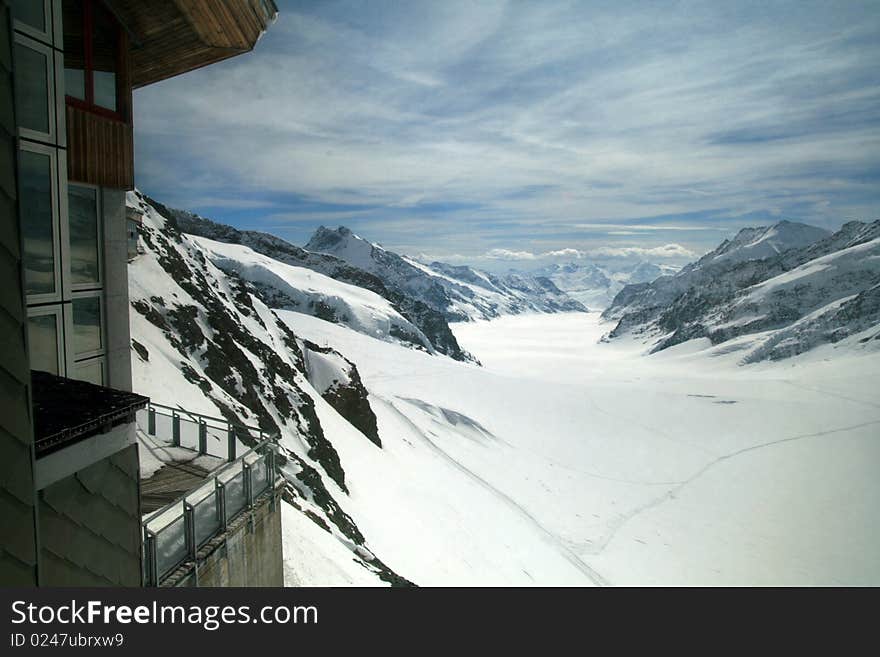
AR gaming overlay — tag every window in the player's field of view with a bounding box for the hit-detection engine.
[63,0,123,117]
[74,358,104,386]
[9,0,51,42]
[28,309,63,375]
[19,145,59,299]
[71,290,106,385]
[72,294,103,358]
[13,34,56,141]
[69,184,102,287]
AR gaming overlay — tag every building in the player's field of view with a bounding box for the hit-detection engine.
[125,205,140,260]
[1,0,279,587]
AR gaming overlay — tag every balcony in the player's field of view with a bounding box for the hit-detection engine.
[135,402,283,586]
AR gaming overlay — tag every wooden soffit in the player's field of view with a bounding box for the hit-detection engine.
[105,0,278,89]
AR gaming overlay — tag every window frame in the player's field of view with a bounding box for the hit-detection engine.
[70,289,106,361]
[27,304,66,376]
[68,181,104,291]
[19,141,62,305]
[72,355,105,386]
[10,0,53,44]
[13,32,57,144]
[63,0,125,122]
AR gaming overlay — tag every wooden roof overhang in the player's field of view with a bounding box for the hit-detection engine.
[105,0,278,89]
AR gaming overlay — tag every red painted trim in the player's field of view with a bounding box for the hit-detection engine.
[65,96,125,123]
[67,0,125,121]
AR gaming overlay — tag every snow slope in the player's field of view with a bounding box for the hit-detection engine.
[279,310,880,585]
[128,190,413,586]
[129,191,879,585]
[154,201,474,362]
[190,235,434,353]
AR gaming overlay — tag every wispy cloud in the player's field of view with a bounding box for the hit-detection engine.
[485,248,538,261]
[134,0,880,263]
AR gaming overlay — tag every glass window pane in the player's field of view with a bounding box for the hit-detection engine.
[14,43,50,134]
[10,0,46,33]
[93,71,116,111]
[74,359,103,386]
[64,68,85,101]
[20,149,56,296]
[28,314,59,375]
[63,0,85,100]
[92,1,118,112]
[69,185,100,284]
[73,296,102,356]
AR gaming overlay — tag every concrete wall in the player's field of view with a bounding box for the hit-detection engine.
[102,188,132,391]
[167,487,284,587]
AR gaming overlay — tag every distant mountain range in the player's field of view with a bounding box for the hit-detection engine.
[145,197,587,365]
[305,226,586,320]
[602,219,880,362]
[531,261,680,309]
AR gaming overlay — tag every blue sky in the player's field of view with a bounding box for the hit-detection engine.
[133,0,880,269]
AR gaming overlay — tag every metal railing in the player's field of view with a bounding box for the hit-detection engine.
[141,439,280,586]
[139,401,269,462]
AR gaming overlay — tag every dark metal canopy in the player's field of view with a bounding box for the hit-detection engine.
[31,371,149,457]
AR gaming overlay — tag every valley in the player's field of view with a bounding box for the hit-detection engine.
[280,310,880,585]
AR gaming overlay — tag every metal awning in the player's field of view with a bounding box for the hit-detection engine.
[31,371,149,457]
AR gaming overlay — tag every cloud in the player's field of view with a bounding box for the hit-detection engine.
[586,244,697,259]
[484,248,537,260]
[571,224,726,232]
[478,243,696,262]
[133,1,880,256]
[543,248,583,258]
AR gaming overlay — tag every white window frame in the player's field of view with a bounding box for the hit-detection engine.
[13,32,57,145]
[68,182,103,292]
[72,355,105,387]
[19,141,62,304]
[27,304,66,376]
[53,48,66,147]
[70,290,106,361]
[10,0,53,45]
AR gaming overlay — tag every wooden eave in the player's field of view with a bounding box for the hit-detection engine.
[105,0,278,89]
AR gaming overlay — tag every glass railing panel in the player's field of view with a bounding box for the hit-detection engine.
[153,411,173,444]
[223,470,246,522]
[154,514,187,579]
[192,493,220,547]
[251,456,270,497]
[178,416,200,451]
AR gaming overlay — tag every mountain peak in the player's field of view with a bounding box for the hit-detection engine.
[703,220,830,266]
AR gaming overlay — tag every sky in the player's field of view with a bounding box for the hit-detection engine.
[133,0,880,270]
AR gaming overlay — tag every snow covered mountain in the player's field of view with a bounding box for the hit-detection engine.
[602,220,880,362]
[128,190,414,585]
[698,220,830,267]
[532,261,679,309]
[146,197,474,363]
[305,226,587,320]
[128,192,880,585]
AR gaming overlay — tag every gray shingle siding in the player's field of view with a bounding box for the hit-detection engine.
[0,0,39,587]
[38,444,142,586]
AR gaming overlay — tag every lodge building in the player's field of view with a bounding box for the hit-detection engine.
[1,0,281,587]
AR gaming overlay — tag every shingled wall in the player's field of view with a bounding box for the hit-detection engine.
[0,0,39,587]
